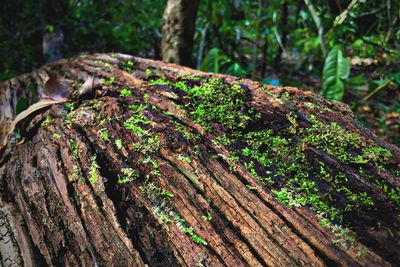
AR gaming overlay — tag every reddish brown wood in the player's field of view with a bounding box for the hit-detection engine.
[0,53,399,266]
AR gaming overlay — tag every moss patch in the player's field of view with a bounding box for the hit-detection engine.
[146,76,397,236]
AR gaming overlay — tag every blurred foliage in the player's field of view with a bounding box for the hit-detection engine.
[0,0,166,80]
[0,0,399,144]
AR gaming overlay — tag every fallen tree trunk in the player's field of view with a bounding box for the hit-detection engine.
[0,53,399,266]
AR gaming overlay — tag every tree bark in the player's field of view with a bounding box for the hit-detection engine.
[0,53,399,266]
[161,0,200,67]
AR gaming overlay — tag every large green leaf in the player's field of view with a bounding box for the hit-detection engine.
[201,48,247,77]
[321,46,350,100]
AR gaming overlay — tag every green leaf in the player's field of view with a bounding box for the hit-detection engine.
[389,72,400,85]
[201,48,222,73]
[16,97,29,114]
[321,46,350,100]
[225,62,247,77]
[27,83,38,102]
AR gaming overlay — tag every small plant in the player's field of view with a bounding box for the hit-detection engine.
[69,139,79,159]
[246,184,256,190]
[388,187,400,209]
[97,128,110,141]
[174,121,192,141]
[171,211,208,246]
[98,118,106,126]
[143,156,160,176]
[89,155,100,183]
[115,139,123,150]
[161,190,174,198]
[162,110,174,116]
[120,88,132,97]
[41,115,53,127]
[128,103,147,112]
[133,136,160,154]
[177,154,191,164]
[99,76,115,85]
[68,165,83,182]
[202,213,212,221]
[117,168,138,184]
[53,133,61,139]
[125,60,134,71]
[357,246,368,257]
[214,134,234,146]
[124,115,150,136]
[65,103,74,112]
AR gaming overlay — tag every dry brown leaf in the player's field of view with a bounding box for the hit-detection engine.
[78,76,100,98]
[0,98,67,153]
[43,75,69,100]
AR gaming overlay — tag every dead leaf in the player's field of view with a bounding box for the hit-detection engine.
[43,75,69,101]
[0,98,67,153]
[78,76,100,98]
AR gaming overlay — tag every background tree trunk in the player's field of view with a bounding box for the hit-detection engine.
[0,53,399,266]
[161,0,200,67]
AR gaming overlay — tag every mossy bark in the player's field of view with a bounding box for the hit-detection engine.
[0,53,399,266]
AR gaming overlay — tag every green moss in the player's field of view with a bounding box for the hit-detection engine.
[143,156,160,176]
[65,102,74,112]
[171,211,208,246]
[69,139,79,159]
[146,75,398,241]
[89,155,100,183]
[212,112,391,224]
[213,134,234,146]
[99,76,115,85]
[300,115,360,162]
[185,79,254,130]
[202,213,212,221]
[41,115,53,127]
[173,121,199,141]
[139,181,206,246]
[299,115,391,164]
[360,146,392,162]
[118,168,138,184]
[388,187,400,208]
[128,102,147,113]
[98,128,110,141]
[124,60,134,71]
[133,136,160,154]
[150,77,260,131]
[148,77,170,86]
[68,165,83,182]
[176,72,202,81]
[140,181,172,201]
[177,154,191,164]
[120,88,132,97]
[94,60,112,69]
[115,139,124,150]
[124,115,150,136]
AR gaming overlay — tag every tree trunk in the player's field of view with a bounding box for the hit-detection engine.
[0,53,399,266]
[273,0,288,70]
[161,0,200,67]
